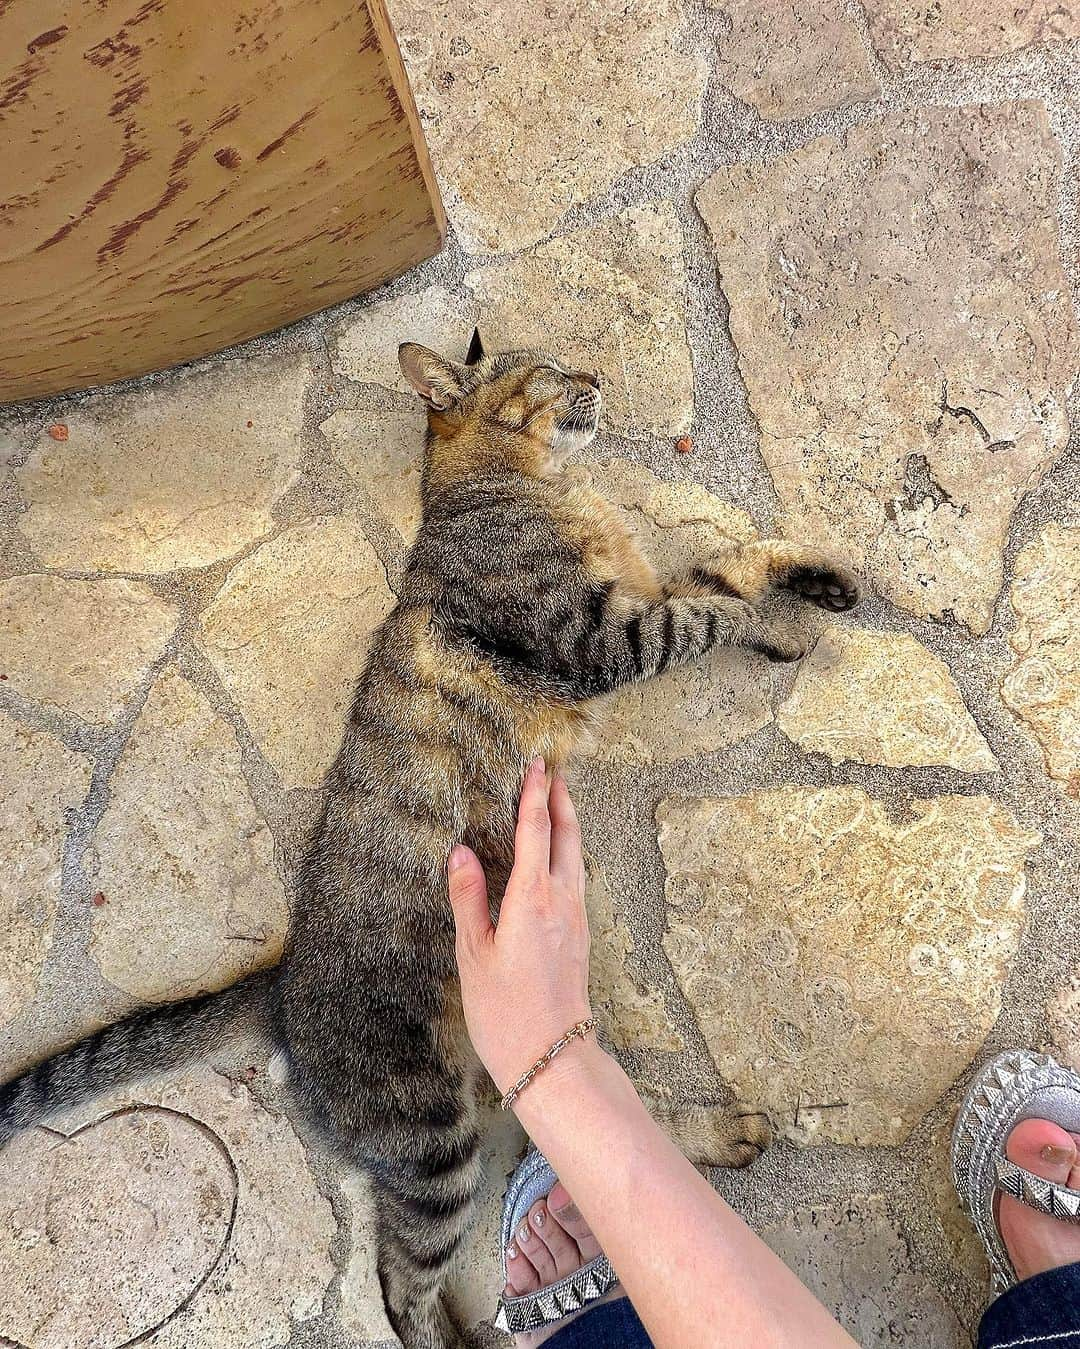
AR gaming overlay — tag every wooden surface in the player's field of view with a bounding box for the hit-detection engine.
[0,0,445,404]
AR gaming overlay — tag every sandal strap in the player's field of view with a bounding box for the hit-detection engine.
[493,1253,618,1335]
[996,1156,1080,1221]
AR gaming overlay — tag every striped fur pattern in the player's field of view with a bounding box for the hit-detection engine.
[0,975,269,1143]
[0,338,859,1349]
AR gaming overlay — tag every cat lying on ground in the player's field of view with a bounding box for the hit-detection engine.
[0,334,859,1349]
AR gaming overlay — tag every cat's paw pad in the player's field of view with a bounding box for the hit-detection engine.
[784,562,861,612]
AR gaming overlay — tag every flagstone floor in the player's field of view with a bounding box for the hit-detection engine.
[2,2,1079,1345]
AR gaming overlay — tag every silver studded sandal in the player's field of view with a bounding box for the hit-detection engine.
[952,1049,1080,1291]
[494,1146,619,1336]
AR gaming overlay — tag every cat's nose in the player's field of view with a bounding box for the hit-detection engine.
[578,370,600,389]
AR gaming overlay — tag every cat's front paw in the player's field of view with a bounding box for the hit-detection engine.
[783,557,861,612]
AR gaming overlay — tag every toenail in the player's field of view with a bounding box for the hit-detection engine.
[1042,1143,1075,1165]
[519,1223,531,1244]
[507,1243,518,1260]
[532,1209,546,1228]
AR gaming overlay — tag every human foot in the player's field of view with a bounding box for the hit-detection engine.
[997,1118,1080,1282]
[504,1180,624,1346]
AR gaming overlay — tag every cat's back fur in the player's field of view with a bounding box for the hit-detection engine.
[278,463,642,1152]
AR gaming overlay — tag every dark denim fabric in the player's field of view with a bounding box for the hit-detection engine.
[546,1296,653,1347]
[544,1268,1080,1348]
[979,1263,1080,1349]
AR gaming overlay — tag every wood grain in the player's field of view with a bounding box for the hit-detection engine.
[0,0,445,403]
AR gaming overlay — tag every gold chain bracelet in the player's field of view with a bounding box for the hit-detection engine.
[500,1016,597,1111]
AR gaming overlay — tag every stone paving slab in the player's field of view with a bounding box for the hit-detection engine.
[0,575,178,727]
[197,517,396,789]
[321,407,428,545]
[87,672,288,1003]
[1002,524,1080,796]
[388,0,707,254]
[864,0,1080,65]
[697,100,1078,635]
[777,626,998,773]
[0,1066,336,1349]
[713,0,880,121]
[14,354,311,575]
[0,721,91,1029]
[763,1195,967,1347]
[465,204,695,439]
[658,789,1040,1147]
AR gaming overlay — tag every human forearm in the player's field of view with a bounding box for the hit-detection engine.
[447,767,853,1347]
[513,1040,857,1349]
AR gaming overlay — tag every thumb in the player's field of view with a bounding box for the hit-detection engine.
[447,845,493,956]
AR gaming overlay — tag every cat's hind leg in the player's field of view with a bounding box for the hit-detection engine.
[689,540,860,612]
[373,1129,484,1349]
[372,1073,485,1349]
[644,1096,772,1170]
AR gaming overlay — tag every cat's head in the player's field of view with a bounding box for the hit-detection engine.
[397,330,601,485]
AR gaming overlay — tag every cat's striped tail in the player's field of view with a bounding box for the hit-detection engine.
[0,970,272,1148]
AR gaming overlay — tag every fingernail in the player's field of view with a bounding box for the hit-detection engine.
[1042,1143,1075,1166]
[518,1222,531,1244]
[532,1208,546,1228]
[507,1243,518,1260]
[532,756,546,776]
[448,845,469,872]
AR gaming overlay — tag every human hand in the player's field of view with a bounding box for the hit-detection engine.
[447,758,594,1098]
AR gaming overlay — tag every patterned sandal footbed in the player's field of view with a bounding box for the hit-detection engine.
[952,1049,1080,1292]
[494,1147,618,1336]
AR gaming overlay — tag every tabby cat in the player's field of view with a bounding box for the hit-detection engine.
[0,334,859,1348]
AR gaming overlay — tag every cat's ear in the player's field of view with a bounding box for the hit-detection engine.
[464,326,484,366]
[397,343,465,409]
